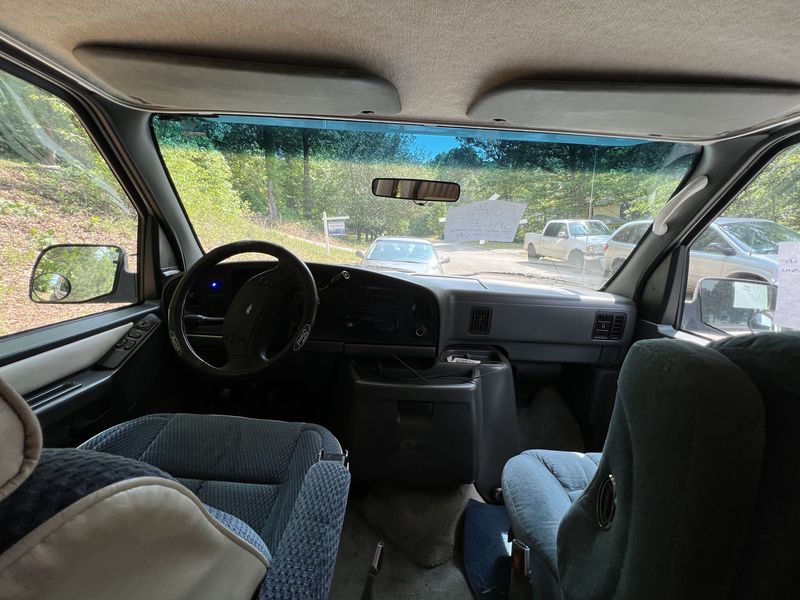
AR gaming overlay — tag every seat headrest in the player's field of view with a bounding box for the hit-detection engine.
[0,376,41,501]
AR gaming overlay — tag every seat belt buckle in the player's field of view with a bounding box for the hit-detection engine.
[319,449,349,469]
[511,538,531,578]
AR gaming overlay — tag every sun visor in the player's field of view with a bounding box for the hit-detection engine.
[468,81,800,140]
[73,46,401,116]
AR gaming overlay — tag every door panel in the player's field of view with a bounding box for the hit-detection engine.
[0,323,132,394]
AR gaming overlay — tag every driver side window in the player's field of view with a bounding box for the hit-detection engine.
[681,144,800,337]
[0,70,139,337]
[543,223,559,237]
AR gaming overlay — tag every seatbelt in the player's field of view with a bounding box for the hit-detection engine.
[360,541,384,600]
[509,538,535,600]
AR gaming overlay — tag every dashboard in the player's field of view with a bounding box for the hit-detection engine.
[182,261,636,365]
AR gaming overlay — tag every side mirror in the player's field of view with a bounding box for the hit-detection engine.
[557,231,568,238]
[29,244,135,304]
[439,256,451,264]
[685,277,778,335]
[356,250,366,259]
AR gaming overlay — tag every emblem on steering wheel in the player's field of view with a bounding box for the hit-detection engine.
[294,323,311,351]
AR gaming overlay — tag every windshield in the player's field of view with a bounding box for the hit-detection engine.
[569,221,611,236]
[153,116,698,289]
[719,221,800,254]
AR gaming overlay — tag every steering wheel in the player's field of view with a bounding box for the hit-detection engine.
[167,241,318,381]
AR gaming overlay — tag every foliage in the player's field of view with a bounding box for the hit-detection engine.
[725,145,800,230]
[153,116,710,248]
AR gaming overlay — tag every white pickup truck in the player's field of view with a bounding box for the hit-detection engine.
[524,219,613,267]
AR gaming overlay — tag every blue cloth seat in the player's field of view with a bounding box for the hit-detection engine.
[80,413,343,553]
[502,450,601,593]
[0,387,350,600]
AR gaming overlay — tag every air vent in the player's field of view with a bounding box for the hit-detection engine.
[413,295,434,322]
[469,306,493,335]
[592,312,626,341]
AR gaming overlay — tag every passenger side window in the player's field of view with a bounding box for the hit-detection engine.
[0,71,139,337]
[681,145,800,337]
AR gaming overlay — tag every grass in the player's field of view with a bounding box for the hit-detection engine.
[455,240,523,251]
[0,155,361,336]
[263,228,358,264]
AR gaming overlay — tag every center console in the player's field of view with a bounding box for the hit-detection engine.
[340,348,522,498]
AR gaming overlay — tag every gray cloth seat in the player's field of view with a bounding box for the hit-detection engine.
[80,413,342,552]
[502,333,800,600]
[0,380,350,600]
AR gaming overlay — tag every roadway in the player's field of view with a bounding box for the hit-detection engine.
[433,241,607,289]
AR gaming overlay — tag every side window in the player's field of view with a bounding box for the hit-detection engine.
[633,223,649,245]
[554,223,567,237]
[611,227,630,244]
[615,224,642,245]
[0,71,139,337]
[682,145,800,337]
[691,229,731,254]
[543,222,559,237]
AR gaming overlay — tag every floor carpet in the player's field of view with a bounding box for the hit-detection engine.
[462,499,511,600]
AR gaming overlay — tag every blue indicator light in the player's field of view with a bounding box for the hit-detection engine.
[209,280,220,290]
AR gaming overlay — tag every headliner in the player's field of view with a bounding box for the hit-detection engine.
[0,0,798,136]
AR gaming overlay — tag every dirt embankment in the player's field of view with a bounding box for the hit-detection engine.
[0,161,137,337]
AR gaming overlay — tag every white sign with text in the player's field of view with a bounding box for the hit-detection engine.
[733,281,770,310]
[444,198,526,242]
[775,242,800,330]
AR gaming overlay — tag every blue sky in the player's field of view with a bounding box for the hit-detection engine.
[217,115,647,148]
[412,134,460,158]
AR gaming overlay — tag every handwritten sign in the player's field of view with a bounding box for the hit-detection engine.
[444,198,526,242]
[774,242,800,330]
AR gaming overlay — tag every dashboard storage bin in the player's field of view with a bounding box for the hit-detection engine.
[344,362,482,484]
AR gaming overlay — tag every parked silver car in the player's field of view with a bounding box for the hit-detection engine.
[603,218,800,289]
[356,237,450,275]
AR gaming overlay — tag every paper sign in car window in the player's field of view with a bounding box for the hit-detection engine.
[774,242,800,330]
[733,281,769,310]
[444,197,526,242]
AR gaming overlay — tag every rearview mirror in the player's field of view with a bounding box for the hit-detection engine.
[371,178,460,202]
[29,244,134,304]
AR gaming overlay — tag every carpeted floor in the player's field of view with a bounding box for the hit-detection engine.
[329,484,478,599]
[517,386,585,452]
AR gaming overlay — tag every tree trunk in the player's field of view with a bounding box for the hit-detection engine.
[267,178,278,220]
[302,131,312,220]
[261,129,276,218]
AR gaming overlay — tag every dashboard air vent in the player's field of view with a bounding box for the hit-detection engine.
[592,312,626,341]
[469,306,492,335]
[413,295,434,322]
